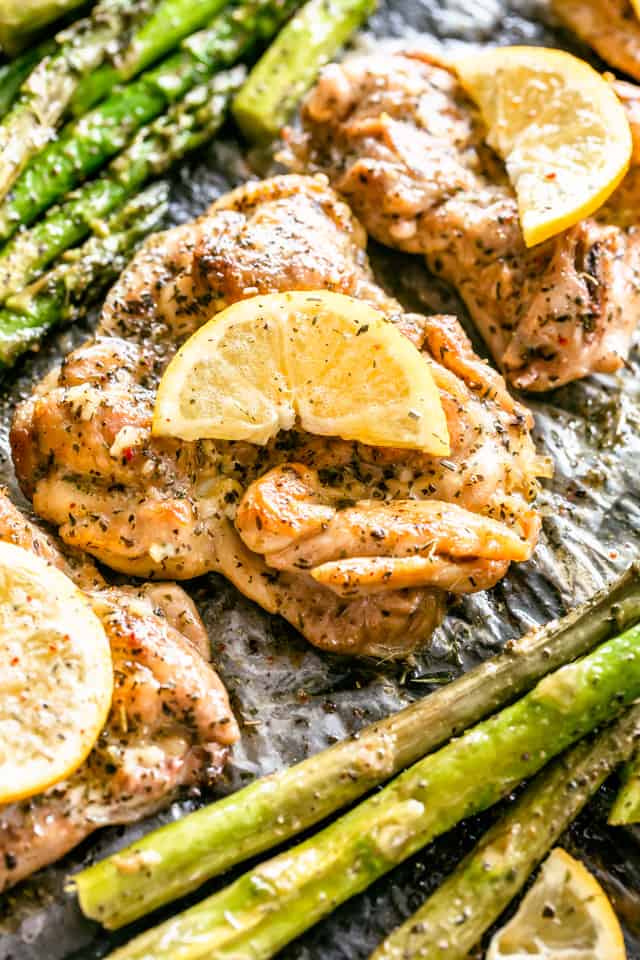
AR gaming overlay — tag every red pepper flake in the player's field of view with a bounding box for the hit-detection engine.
[11,656,19,666]
[122,448,134,463]
[545,171,557,180]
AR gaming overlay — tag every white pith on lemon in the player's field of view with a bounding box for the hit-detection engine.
[153,291,450,454]
[0,542,113,804]
[455,46,632,246]
[487,847,626,960]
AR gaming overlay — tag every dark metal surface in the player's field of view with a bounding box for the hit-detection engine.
[1,0,640,956]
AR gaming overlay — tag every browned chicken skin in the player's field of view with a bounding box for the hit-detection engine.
[11,175,548,658]
[0,494,237,892]
[551,1,640,82]
[285,51,640,390]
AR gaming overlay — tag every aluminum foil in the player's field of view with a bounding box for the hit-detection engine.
[1,0,639,956]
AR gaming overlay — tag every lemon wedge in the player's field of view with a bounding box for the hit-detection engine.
[455,46,632,246]
[487,847,626,960]
[0,542,113,804]
[633,0,640,18]
[153,291,450,454]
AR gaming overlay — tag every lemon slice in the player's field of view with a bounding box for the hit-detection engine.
[633,0,640,18]
[153,291,450,454]
[487,848,626,960]
[0,542,113,804]
[455,46,632,246]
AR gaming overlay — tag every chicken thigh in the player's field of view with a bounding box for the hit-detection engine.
[11,175,549,658]
[551,1,640,82]
[285,51,640,390]
[0,494,237,892]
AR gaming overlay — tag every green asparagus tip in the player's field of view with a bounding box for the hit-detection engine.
[232,0,377,143]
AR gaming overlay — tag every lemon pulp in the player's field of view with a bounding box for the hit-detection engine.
[455,46,632,246]
[0,542,113,804]
[487,847,626,960]
[153,291,450,454]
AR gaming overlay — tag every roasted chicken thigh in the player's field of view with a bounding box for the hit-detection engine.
[0,494,237,892]
[12,175,548,658]
[551,1,640,82]
[285,51,640,390]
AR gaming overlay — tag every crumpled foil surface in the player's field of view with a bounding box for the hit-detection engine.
[1,1,639,956]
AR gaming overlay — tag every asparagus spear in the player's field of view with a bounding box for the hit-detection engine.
[370,702,640,960]
[71,0,230,114]
[608,749,640,825]
[0,39,56,119]
[0,0,301,243]
[0,76,168,243]
[102,622,640,959]
[73,567,640,931]
[0,183,168,367]
[233,0,376,142]
[0,67,245,302]
[69,63,124,118]
[0,0,148,201]
[0,0,85,54]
